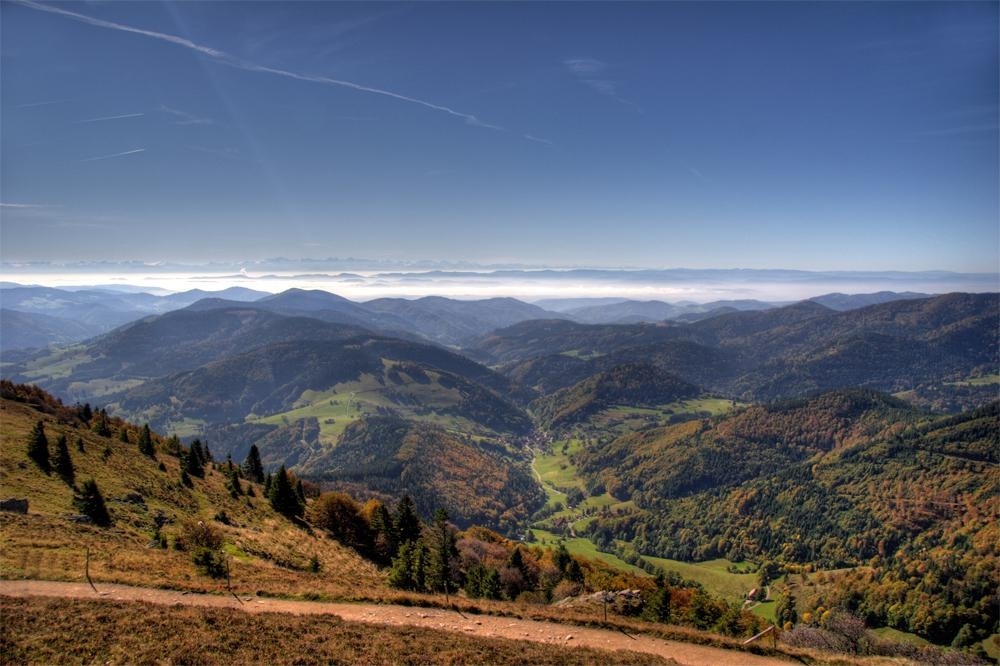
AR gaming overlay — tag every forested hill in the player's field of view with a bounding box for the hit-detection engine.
[530,364,702,431]
[294,416,544,532]
[573,391,997,644]
[474,293,999,404]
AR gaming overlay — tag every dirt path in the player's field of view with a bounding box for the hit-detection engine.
[0,579,790,666]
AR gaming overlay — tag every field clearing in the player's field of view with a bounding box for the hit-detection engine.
[533,438,586,493]
[946,373,1000,386]
[642,557,757,603]
[870,627,930,647]
[19,348,92,381]
[249,369,487,445]
[531,530,648,575]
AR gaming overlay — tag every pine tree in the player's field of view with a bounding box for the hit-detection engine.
[370,502,398,563]
[426,508,458,596]
[226,465,243,498]
[242,444,265,483]
[411,541,428,592]
[268,466,303,517]
[394,495,422,545]
[644,577,672,623]
[138,424,155,457]
[75,479,111,526]
[264,472,273,495]
[295,479,306,505]
[388,541,416,589]
[91,410,111,437]
[185,441,205,478]
[27,420,50,473]
[118,427,130,443]
[53,434,74,485]
[75,436,85,453]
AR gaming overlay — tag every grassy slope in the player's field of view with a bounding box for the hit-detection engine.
[0,397,386,600]
[249,363,509,446]
[640,557,757,603]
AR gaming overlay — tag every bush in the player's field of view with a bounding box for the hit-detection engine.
[177,519,226,578]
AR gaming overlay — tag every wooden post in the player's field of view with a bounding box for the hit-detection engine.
[226,556,242,605]
[85,547,97,592]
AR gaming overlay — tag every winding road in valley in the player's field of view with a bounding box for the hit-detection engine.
[0,579,792,666]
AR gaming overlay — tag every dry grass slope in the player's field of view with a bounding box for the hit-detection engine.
[1,596,673,666]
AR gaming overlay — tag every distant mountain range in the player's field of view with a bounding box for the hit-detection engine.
[0,282,946,352]
[0,285,268,350]
[472,293,998,402]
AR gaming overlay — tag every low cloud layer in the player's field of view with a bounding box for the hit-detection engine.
[2,265,996,303]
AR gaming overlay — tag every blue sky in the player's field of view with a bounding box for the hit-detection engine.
[1,1,997,272]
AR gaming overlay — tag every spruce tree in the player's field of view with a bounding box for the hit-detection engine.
[388,541,416,589]
[242,444,265,483]
[138,424,155,457]
[268,466,303,517]
[91,410,111,437]
[118,427,130,443]
[27,420,50,473]
[75,436,85,453]
[75,479,111,526]
[426,508,458,596]
[393,495,422,545]
[53,434,74,485]
[644,575,672,623]
[295,478,306,505]
[185,441,205,478]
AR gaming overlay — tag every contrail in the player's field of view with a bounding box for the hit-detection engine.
[76,112,145,123]
[16,0,520,136]
[80,148,146,162]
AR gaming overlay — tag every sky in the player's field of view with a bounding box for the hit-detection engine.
[1,1,998,273]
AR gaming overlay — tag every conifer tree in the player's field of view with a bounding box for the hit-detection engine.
[426,508,458,596]
[388,541,416,589]
[268,466,303,517]
[76,436,85,453]
[75,479,111,526]
[53,434,74,485]
[138,424,155,457]
[91,410,111,437]
[263,472,273,495]
[242,444,265,483]
[370,502,398,563]
[185,441,205,478]
[295,478,306,505]
[411,541,428,592]
[394,495,422,545]
[644,573,672,622]
[27,420,50,473]
[119,427,130,443]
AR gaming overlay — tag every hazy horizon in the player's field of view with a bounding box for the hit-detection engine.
[2,263,997,303]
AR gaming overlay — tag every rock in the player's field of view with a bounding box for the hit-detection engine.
[0,498,28,514]
[68,514,93,523]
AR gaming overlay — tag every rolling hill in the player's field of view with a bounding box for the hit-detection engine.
[294,416,544,531]
[475,293,999,405]
[531,364,702,431]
